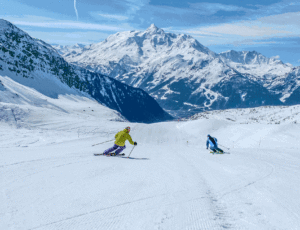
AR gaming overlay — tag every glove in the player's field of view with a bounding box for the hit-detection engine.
[134,142,137,146]
[206,147,208,149]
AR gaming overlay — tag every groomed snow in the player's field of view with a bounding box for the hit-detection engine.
[1,80,300,229]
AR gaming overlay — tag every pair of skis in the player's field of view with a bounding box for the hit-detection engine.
[209,151,230,154]
[94,153,125,157]
[94,146,136,158]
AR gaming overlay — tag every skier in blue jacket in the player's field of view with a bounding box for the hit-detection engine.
[206,135,224,153]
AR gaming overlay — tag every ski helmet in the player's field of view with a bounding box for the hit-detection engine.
[125,126,131,132]
[207,134,211,137]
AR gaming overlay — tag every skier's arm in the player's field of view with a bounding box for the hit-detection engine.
[127,134,135,145]
[206,140,209,149]
[115,132,120,139]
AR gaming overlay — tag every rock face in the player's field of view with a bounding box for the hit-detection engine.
[0,20,172,123]
[56,24,293,117]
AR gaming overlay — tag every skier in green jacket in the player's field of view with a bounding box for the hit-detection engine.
[103,127,137,156]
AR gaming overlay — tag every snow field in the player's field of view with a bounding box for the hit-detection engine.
[1,92,300,229]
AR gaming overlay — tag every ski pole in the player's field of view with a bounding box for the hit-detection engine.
[219,144,230,150]
[127,146,135,158]
[92,139,114,146]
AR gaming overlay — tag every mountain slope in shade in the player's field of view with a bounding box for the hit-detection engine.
[0,19,172,123]
[56,25,283,117]
[281,67,300,105]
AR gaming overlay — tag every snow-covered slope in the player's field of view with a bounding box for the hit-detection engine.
[0,73,125,128]
[0,20,172,123]
[187,105,300,125]
[2,98,300,229]
[56,25,284,117]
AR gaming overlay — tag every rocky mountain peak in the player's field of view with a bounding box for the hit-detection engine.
[145,24,164,35]
[219,50,285,66]
[147,24,158,31]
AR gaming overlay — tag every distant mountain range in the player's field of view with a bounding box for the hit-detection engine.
[0,20,172,123]
[54,24,300,117]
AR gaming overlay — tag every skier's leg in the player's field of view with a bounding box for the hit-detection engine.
[115,145,126,155]
[210,147,216,152]
[103,144,118,155]
[216,147,224,153]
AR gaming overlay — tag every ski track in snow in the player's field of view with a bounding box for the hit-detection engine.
[2,99,300,230]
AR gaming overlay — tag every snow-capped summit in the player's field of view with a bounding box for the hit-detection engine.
[145,24,163,34]
[55,25,297,117]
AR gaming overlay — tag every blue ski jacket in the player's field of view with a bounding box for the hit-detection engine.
[206,137,218,149]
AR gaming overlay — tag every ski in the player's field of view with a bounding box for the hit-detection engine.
[209,151,230,154]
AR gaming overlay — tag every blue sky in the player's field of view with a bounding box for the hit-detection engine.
[1,0,300,65]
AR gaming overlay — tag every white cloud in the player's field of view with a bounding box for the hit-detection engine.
[189,2,248,15]
[26,30,111,45]
[271,55,280,59]
[258,11,300,26]
[231,40,278,46]
[180,11,300,46]
[181,30,220,37]
[202,23,291,37]
[8,18,122,31]
[98,14,128,21]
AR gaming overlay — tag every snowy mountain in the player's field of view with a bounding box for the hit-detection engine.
[55,24,286,117]
[0,19,172,123]
[219,50,296,102]
[219,50,286,66]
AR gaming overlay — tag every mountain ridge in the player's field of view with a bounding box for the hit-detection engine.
[54,25,293,117]
[0,19,173,123]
